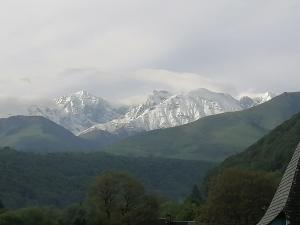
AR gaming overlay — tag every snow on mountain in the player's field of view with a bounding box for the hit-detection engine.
[239,92,277,109]
[28,90,124,134]
[239,96,255,109]
[80,88,244,136]
[27,89,276,137]
[252,92,276,104]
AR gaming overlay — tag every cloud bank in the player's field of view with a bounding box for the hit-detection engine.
[0,0,299,104]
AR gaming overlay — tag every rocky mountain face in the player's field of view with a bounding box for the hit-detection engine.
[28,89,276,138]
[80,89,274,137]
[28,90,124,134]
[239,92,276,109]
[102,92,300,162]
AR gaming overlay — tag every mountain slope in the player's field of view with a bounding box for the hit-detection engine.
[217,111,300,173]
[0,147,215,208]
[201,111,300,195]
[29,90,124,134]
[104,92,300,162]
[81,88,244,138]
[79,129,126,147]
[27,89,274,139]
[0,116,91,152]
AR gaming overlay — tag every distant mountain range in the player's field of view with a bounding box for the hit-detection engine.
[27,89,276,139]
[81,89,242,137]
[1,92,299,209]
[103,92,300,162]
[0,89,286,158]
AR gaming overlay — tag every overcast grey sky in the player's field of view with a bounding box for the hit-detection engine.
[0,0,299,103]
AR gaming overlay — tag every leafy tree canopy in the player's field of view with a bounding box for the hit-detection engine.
[197,169,279,225]
[0,200,4,209]
[87,171,159,225]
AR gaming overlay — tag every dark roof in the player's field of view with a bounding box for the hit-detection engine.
[158,219,195,225]
[257,143,300,225]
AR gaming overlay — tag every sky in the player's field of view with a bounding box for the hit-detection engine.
[0,0,300,105]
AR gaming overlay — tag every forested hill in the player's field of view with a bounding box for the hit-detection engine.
[0,147,214,208]
[104,92,300,162]
[0,116,92,152]
[209,111,300,179]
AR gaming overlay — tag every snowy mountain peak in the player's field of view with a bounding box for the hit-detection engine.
[28,88,276,137]
[256,92,276,103]
[239,92,277,108]
[29,90,123,134]
[81,88,245,136]
[74,90,94,98]
[55,90,102,105]
[152,90,172,98]
[146,90,173,106]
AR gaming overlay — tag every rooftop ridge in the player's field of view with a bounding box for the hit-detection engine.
[257,143,300,225]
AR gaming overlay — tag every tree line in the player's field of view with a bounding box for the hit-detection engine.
[0,168,280,225]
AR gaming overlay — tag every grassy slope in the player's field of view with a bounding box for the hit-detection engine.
[0,148,215,208]
[217,112,300,173]
[0,116,91,153]
[200,112,300,196]
[104,92,300,162]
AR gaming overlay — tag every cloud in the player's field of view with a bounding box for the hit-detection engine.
[133,69,236,94]
[0,97,54,118]
[19,77,32,84]
[0,0,299,104]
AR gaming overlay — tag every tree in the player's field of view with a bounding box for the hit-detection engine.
[87,171,159,225]
[123,196,159,225]
[0,200,4,209]
[187,185,203,205]
[160,199,199,221]
[197,168,279,225]
[0,207,60,225]
[60,204,87,225]
[0,199,6,215]
[160,185,203,221]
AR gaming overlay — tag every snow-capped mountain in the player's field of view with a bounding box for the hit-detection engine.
[252,92,276,104]
[28,90,125,134]
[239,92,276,109]
[28,89,276,137]
[80,88,244,136]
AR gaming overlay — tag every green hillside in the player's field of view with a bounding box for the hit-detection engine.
[0,116,92,153]
[0,147,214,208]
[104,92,300,162]
[215,111,300,173]
[79,129,125,147]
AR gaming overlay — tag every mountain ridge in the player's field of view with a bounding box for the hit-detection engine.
[80,88,275,139]
[27,89,275,138]
[0,115,93,152]
[28,90,125,134]
[102,92,300,162]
